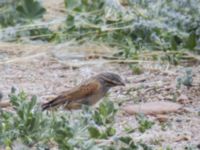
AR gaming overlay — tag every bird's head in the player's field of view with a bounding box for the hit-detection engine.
[96,72,125,87]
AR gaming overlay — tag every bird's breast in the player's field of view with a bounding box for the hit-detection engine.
[87,87,110,105]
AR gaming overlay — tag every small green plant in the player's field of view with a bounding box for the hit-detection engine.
[51,115,75,149]
[184,144,198,150]
[165,146,173,150]
[114,136,153,150]
[0,0,49,41]
[19,27,54,41]
[161,53,182,65]
[176,68,193,89]
[118,136,139,149]
[0,90,154,149]
[0,90,47,148]
[123,124,136,134]
[87,98,117,139]
[16,0,46,22]
[0,0,19,27]
[88,125,116,139]
[62,0,200,56]
[198,111,200,116]
[93,98,117,125]
[136,114,154,133]
[0,0,46,27]
[130,64,143,75]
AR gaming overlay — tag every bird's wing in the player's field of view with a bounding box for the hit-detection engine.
[42,79,101,110]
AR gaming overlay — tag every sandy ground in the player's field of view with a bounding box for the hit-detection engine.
[0,41,200,149]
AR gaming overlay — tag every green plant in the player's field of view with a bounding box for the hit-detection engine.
[0,0,49,42]
[161,53,182,65]
[0,90,154,149]
[20,27,54,41]
[16,0,46,22]
[0,91,47,148]
[184,144,198,150]
[136,114,154,133]
[130,64,143,75]
[116,136,153,150]
[165,146,173,150]
[62,0,200,55]
[0,0,18,27]
[92,98,117,125]
[87,98,117,139]
[176,68,193,89]
[0,0,46,27]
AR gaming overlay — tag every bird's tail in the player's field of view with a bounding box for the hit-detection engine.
[42,95,66,111]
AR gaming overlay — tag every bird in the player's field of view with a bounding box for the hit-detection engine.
[42,72,125,110]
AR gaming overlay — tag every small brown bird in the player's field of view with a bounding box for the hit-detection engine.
[42,72,125,110]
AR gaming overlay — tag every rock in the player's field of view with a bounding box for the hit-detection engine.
[0,100,11,107]
[175,119,182,123]
[0,91,3,100]
[177,94,191,104]
[197,144,200,149]
[122,101,182,115]
[155,114,169,122]
[175,135,191,142]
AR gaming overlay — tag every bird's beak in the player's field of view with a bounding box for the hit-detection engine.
[111,80,125,86]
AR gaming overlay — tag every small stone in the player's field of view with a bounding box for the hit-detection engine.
[197,144,200,149]
[0,100,11,107]
[176,119,182,123]
[123,101,182,115]
[175,135,191,142]
[177,94,191,104]
[165,95,173,101]
[155,114,168,122]
[0,91,3,100]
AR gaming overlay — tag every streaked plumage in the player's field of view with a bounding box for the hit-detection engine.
[42,72,125,110]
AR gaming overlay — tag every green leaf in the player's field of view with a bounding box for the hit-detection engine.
[99,99,115,117]
[88,126,101,138]
[119,136,138,149]
[9,95,20,107]
[28,95,37,111]
[106,126,116,136]
[139,143,153,150]
[16,0,46,21]
[119,136,132,144]
[137,115,154,133]
[171,37,177,50]
[65,0,81,10]
[17,109,24,119]
[185,32,196,50]
[93,110,103,125]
